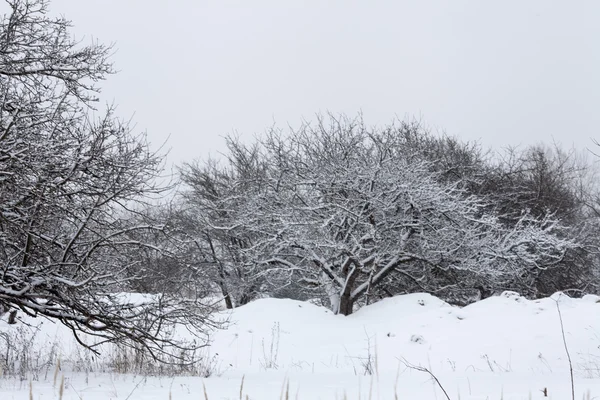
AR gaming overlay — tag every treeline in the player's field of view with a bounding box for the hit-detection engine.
[155,115,599,315]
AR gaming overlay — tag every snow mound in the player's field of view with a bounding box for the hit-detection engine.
[211,292,600,377]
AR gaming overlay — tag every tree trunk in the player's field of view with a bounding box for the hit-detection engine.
[8,310,17,325]
[220,286,233,309]
[338,263,360,316]
[338,294,355,316]
[203,235,233,309]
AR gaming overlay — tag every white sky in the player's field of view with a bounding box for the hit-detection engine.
[36,1,600,164]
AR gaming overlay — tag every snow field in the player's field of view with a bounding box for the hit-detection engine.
[1,291,599,399]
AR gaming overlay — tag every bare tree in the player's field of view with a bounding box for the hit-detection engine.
[0,0,217,358]
[179,139,272,308]
[473,144,597,297]
[217,115,578,315]
[380,135,598,301]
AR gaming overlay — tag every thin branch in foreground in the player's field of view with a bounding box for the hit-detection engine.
[399,357,452,400]
[555,295,575,400]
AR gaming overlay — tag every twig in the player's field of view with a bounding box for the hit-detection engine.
[555,297,575,400]
[203,381,209,400]
[124,376,146,400]
[239,374,245,400]
[399,357,451,400]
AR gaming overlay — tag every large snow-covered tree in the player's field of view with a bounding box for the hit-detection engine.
[191,116,577,315]
[0,0,216,356]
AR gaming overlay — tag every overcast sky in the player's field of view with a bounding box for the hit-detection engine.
[41,1,600,165]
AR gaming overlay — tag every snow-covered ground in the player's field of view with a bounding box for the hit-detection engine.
[1,291,599,399]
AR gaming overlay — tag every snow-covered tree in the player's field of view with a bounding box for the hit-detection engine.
[179,139,273,308]
[0,0,216,357]
[214,116,578,315]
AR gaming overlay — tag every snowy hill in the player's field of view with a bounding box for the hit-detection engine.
[1,292,599,399]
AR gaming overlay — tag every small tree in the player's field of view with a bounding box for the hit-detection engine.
[179,139,272,308]
[0,0,216,358]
